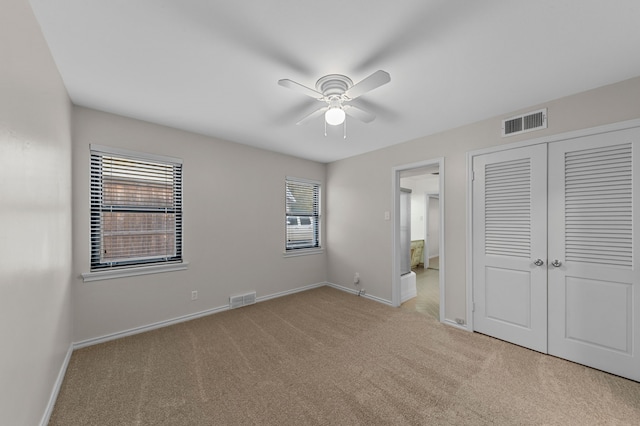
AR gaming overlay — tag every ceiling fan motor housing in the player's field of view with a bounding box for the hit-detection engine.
[315,74,353,99]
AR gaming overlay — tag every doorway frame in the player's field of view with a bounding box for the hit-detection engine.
[424,193,439,266]
[392,158,445,325]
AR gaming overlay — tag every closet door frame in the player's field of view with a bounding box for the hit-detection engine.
[466,118,640,331]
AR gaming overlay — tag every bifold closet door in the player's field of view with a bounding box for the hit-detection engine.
[548,129,640,382]
[472,144,548,353]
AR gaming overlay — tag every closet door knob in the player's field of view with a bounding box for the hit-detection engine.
[551,259,562,267]
[534,259,544,266]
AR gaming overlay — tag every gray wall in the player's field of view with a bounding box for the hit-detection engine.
[72,107,327,342]
[0,0,73,424]
[326,75,640,323]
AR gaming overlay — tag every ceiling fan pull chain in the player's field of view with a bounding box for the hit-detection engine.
[324,119,327,137]
[343,117,347,139]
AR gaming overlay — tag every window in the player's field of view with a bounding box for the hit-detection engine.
[90,145,183,271]
[285,177,321,251]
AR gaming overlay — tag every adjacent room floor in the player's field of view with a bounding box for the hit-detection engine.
[401,257,439,320]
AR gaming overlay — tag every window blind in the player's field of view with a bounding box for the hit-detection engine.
[285,177,321,250]
[90,146,183,270]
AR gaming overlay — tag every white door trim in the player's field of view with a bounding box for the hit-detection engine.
[424,193,439,266]
[466,117,640,333]
[392,158,445,326]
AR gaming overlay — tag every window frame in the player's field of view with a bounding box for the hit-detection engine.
[82,144,186,281]
[284,176,323,256]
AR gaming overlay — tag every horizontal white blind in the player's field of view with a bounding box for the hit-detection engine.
[90,148,183,270]
[285,178,320,250]
[484,158,531,258]
[565,143,632,268]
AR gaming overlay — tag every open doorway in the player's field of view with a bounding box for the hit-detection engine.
[392,159,444,322]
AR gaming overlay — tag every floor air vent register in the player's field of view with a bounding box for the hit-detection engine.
[229,292,257,309]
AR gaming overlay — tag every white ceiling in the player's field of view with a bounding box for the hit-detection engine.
[29,0,640,163]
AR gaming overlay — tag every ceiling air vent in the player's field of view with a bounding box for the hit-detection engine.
[502,108,547,137]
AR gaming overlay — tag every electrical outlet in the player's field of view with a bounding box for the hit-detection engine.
[191,290,198,301]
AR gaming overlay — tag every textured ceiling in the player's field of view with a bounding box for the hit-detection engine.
[29,0,640,163]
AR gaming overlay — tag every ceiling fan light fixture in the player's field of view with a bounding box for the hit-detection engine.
[325,106,345,126]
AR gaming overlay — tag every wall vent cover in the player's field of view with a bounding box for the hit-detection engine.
[229,295,244,309]
[243,292,256,306]
[229,291,257,309]
[502,108,547,137]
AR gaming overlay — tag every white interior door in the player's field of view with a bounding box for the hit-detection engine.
[472,144,548,352]
[548,129,640,381]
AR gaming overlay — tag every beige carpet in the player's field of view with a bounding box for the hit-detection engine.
[50,286,640,425]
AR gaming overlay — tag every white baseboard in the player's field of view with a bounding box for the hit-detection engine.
[328,284,469,331]
[325,282,358,295]
[70,282,463,353]
[325,282,394,306]
[256,282,325,303]
[40,343,73,426]
[443,318,470,331]
[74,304,230,349]
[74,282,328,349]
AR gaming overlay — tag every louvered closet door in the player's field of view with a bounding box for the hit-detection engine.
[472,144,548,353]
[548,129,640,381]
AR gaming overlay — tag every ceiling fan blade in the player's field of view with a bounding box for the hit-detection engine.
[278,79,323,99]
[296,106,328,125]
[344,70,391,100]
[343,104,376,123]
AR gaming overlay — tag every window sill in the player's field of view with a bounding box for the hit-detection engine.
[283,248,324,258]
[81,261,189,282]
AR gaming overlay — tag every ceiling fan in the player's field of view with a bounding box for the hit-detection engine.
[278,70,391,127]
